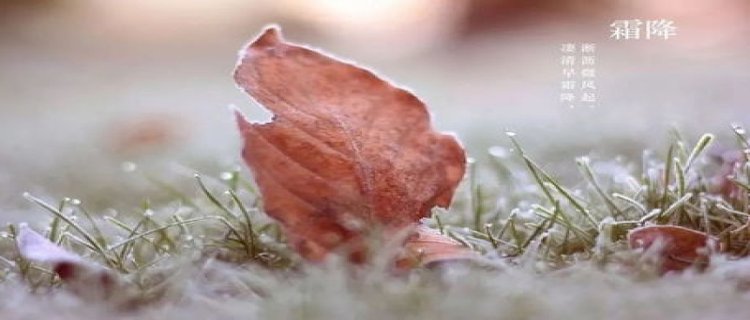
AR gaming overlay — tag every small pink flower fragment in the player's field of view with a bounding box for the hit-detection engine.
[17,224,86,279]
[709,150,747,200]
[16,225,120,298]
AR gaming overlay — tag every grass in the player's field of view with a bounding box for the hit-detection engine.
[0,124,749,319]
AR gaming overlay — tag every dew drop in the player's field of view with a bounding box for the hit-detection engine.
[105,208,118,218]
[732,123,746,135]
[220,172,233,180]
[259,234,273,243]
[121,161,137,172]
[488,146,508,158]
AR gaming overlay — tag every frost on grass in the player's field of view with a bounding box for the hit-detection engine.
[0,124,748,318]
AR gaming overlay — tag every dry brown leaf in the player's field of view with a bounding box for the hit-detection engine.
[233,26,469,265]
[395,226,479,270]
[628,225,720,274]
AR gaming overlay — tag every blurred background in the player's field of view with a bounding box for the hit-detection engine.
[1,0,749,218]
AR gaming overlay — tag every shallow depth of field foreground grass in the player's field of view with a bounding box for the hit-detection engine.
[1,124,749,320]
